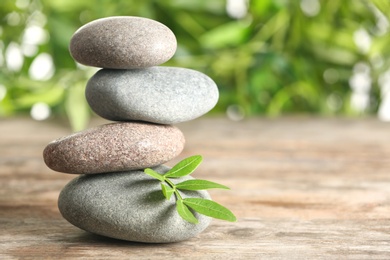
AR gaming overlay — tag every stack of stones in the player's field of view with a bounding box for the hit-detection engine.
[43,16,219,243]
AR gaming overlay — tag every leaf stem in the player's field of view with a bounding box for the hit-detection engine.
[164,177,183,200]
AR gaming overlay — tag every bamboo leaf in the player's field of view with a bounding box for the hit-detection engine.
[15,86,64,108]
[176,179,230,191]
[144,168,165,182]
[176,199,198,224]
[164,155,203,178]
[200,21,250,49]
[161,183,174,200]
[65,83,90,132]
[183,198,236,222]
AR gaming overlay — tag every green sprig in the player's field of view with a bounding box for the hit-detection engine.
[144,155,237,224]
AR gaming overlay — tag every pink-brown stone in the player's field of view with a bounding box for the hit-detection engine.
[43,122,185,174]
[69,16,177,69]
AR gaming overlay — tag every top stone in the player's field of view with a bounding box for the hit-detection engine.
[69,16,177,69]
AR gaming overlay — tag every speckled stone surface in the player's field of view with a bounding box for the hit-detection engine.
[86,67,219,124]
[43,122,185,174]
[69,16,177,69]
[58,165,212,243]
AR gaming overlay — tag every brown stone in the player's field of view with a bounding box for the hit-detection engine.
[69,16,177,69]
[43,122,185,174]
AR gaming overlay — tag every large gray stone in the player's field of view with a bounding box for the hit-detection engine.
[58,165,212,243]
[69,16,177,69]
[86,67,219,124]
[43,122,184,174]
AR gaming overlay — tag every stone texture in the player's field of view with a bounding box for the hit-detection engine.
[43,122,184,174]
[69,16,177,69]
[58,165,212,243]
[86,67,219,124]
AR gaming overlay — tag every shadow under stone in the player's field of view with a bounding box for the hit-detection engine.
[57,230,174,246]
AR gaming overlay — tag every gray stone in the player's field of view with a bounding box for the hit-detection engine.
[86,67,219,124]
[58,165,212,243]
[43,122,184,174]
[69,16,177,69]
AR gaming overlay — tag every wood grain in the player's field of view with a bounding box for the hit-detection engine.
[1,117,390,259]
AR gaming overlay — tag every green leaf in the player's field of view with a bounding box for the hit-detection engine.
[14,86,64,108]
[183,198,237,222]
[176,200,198,224]
[200,21,250,49]
[161,183,174,200]
[144,155,236,224]
[65,83,90,132]
[164,155,203,178]
[176,179,230,191]
[144,168,165,182]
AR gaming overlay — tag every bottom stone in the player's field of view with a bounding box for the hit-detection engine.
[58,165,212,243]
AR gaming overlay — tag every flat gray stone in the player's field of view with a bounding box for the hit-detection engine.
[58,165,212,243]
[69,16,177,69]
[43,122,184,174]
[86,67,219,124]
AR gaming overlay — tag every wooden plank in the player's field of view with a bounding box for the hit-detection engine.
[1,117,390,259]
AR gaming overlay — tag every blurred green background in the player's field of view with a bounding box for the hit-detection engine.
[1,0,390,130]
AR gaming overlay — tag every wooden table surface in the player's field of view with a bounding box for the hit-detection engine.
[1,116,390,259]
